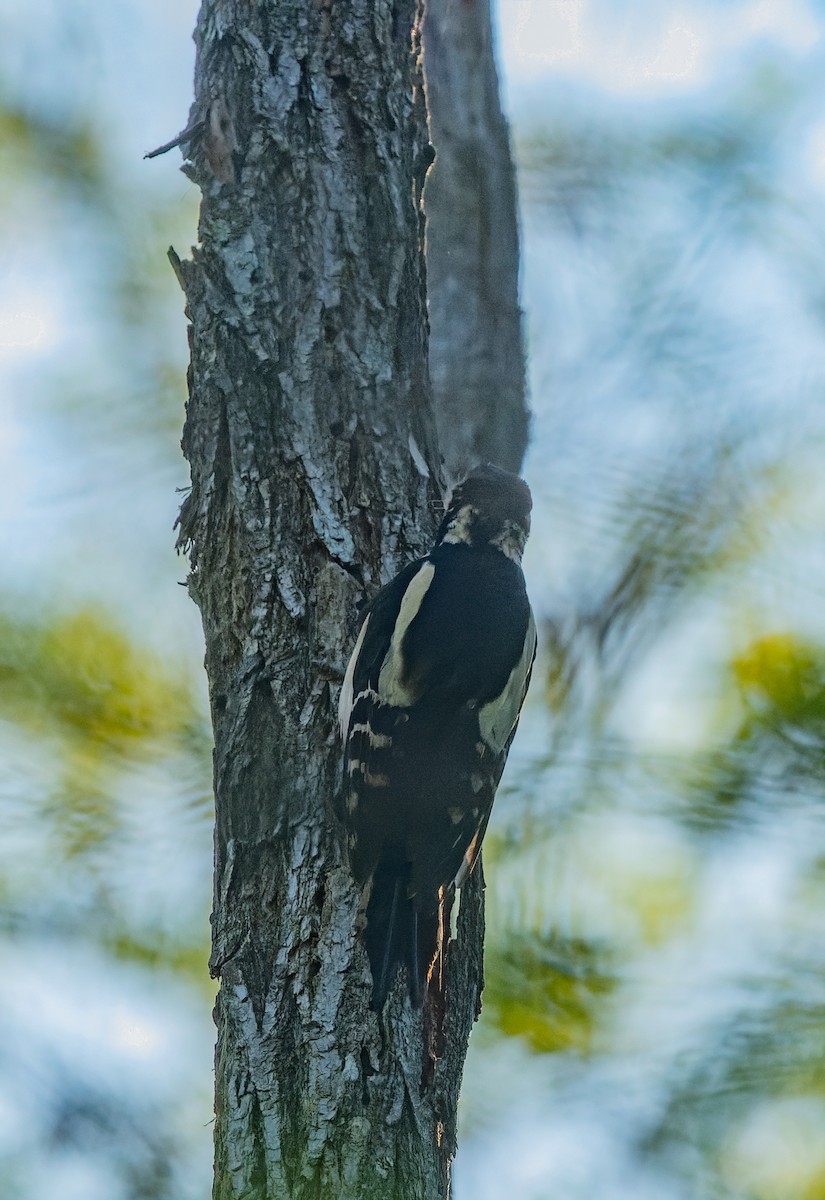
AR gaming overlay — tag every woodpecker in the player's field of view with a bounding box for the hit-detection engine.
[339,464,536,1010]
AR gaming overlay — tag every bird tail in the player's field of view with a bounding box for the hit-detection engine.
[365,862,440,1011]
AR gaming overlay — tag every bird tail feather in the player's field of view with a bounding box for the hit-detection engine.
[365,862,440,1010]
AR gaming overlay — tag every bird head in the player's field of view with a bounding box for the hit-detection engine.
[436,464,532,561]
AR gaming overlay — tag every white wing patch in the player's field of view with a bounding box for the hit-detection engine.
[454,828,482,889]
[339,613,371,737]
[349,722,392,748]
[478,608,536,754]
[377,560,436,707]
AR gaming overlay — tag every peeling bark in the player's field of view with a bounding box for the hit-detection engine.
[174,0,525,1196]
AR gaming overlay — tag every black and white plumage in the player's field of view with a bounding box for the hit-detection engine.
[339,465,536,1010]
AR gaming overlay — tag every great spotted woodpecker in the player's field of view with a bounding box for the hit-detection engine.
[339,465,536,1010]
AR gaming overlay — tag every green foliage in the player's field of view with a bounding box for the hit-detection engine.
[0,101,104,197]
[0,605,210,856]
[484,931,615,1054]
[733,633,825,733]
[0,606,201,751]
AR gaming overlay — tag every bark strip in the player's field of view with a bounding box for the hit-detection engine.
[423,0,529,477]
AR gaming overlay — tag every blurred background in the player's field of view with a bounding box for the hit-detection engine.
[3,1,825,1197]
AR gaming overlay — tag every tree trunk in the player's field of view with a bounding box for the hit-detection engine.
[174,0,525,1196]
[423,0,529,476]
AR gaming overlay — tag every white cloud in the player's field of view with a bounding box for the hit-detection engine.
[642,21,703,84]
[742,0,821,51]
[0,306,54,358]
[497,0,823,94]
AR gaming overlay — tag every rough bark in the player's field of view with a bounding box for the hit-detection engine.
[423,0,529,476]
[173,0,525,1197]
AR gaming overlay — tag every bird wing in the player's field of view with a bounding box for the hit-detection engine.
[454,608,536,887]
[341,550,535,899]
